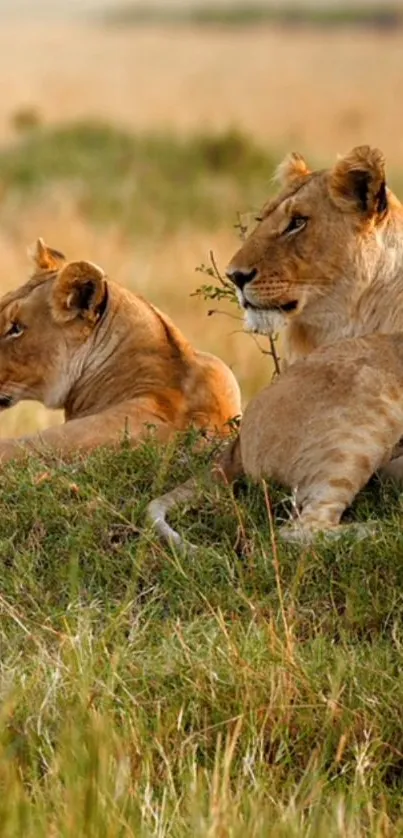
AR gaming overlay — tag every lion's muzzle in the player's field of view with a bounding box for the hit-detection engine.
[226,266,257,291]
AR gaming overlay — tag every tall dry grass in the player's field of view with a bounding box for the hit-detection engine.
[0,23,402,161]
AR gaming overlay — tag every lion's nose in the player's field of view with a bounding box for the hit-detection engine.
[226,267,257,290]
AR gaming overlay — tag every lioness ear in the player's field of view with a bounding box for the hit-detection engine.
[29,238,66,272]
[329,145,387,218]
[275,152,311,186]
[52,261,108,324]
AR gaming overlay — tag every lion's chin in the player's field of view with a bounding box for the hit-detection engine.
[244,307,286,336]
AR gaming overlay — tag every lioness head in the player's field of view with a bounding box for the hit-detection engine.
[226,145,393,339]
[0,239,108,411]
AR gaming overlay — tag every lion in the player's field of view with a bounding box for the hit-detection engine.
[0,239,241,464]
[147,331,403,546]
[226,144,403,368]
[147,144,403,546]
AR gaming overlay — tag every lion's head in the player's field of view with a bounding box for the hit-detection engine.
[226,145,403,361]
[0,239,108,412]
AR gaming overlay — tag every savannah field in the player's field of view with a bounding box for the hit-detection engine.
[2,8,403,837]
[2,14,403,435]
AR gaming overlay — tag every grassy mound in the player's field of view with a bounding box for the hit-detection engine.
[1,432,403,835]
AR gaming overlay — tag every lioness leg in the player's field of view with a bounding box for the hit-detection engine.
[279,456,378,544]
[0,397,174,465]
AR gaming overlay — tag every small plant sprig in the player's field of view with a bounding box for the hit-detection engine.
[193,237,281,378]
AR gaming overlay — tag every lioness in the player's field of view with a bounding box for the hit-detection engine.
[147,144,403,546]
[0,239,241,463]
[226,144,403,367]
[148,332,403,546]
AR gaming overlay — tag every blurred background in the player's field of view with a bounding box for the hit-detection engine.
[0,0,402,437]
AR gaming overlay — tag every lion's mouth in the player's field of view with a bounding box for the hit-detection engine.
[244,300,299,314]
[275,300,299,314]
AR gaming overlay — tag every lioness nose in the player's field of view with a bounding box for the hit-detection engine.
[226,267,257,290]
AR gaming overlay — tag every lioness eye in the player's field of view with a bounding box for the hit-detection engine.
[284,216,308,235]
[6,322,24,338]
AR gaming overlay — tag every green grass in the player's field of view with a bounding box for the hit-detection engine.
[0,120,274,235]
[1,431,403,834]
[102,3,403,30]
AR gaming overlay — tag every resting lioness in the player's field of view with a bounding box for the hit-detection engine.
[226,144,403,367]
[147,144,403,545]
[148,332,403,546]
[0,239,241,463]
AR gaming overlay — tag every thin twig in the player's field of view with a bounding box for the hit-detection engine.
[207,309,243,321]
[247,332,282,376]
[209,249,231,289]
[269,335,281,376]
[195,249,282,375]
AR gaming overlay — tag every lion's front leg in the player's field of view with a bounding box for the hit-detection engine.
[0,398,174,465]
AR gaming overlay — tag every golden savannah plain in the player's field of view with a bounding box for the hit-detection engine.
[0,1,402,436]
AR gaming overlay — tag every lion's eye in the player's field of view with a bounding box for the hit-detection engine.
[6,322,24,339]
[284,216,308,235]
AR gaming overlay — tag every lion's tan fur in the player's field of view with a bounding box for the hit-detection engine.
[0,240,241,463]
[148,332,403,546]
[227,145,403,367]
[236,334,403,539]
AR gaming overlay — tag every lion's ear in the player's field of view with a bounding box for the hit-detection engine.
[329,145,387,218]
[29,238,66,272]
[52,261,108,324]
[275,152,311,186]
